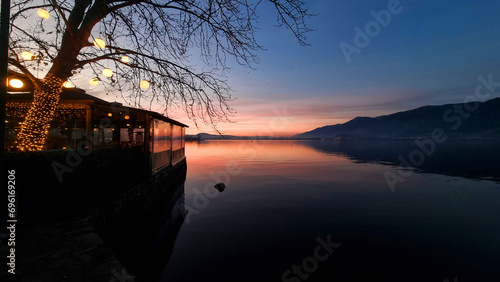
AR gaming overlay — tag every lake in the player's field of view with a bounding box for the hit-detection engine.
[114,140,500,282]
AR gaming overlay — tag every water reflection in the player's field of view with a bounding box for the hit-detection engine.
[165,140,500,281]
[298,139,500,182]
[111,176,186,282]
[116,140,500,281]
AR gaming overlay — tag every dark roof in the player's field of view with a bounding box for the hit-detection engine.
[8,88,111,105]
[7,87,188,128]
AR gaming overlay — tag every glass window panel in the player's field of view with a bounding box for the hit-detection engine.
[104,128,113,143]
[152,119,172,172]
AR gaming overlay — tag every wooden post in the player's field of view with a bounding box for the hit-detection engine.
[144,114,151,176]
[170,123,173,166]
[86,106,92,136]
[1,0,11,154]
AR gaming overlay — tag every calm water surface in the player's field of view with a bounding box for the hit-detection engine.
[118,140,500,282]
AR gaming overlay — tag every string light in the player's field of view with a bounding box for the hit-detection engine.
[94,38,106,49]
[37,8,50,19]
[121,56,129,63]
[9,79,23,88]
[140,80,150,90]
[57,103,90,109]
[21,51,33,60]
[102,68,113,77]
[8,99,89,150]
[89,78,99,86]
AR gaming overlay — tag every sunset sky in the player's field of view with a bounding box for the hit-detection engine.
[88,0,500,136]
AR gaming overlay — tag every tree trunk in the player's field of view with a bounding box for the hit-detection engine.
[17,74,64,151]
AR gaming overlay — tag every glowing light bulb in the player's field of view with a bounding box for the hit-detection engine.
[21,51,33,60]
[89,78,99,86]
[63,81,74,88]
[94,38,106,49]
[121,56,129,63]
[9,79,24,88]
[102,68,113,77]
[37,8,50,19]
[140,80,150,90]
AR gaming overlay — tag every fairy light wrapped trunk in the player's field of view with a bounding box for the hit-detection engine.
[16,74,65,150]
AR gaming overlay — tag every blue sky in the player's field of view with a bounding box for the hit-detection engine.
[89,0,500,136]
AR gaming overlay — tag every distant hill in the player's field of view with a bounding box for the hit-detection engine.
[294,98,500,140]
[185,133,233,140]
[185,133,288,141]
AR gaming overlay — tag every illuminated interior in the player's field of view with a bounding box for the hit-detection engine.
[6,73,187,174]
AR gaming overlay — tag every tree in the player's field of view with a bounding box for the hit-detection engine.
[8,0,313,151]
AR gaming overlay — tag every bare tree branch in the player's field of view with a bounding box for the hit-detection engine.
[9,0,314,132]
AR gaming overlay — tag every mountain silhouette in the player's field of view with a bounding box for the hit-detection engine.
[295,97,500,139]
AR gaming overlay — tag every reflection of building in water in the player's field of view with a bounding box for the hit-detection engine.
[152,182,186,279]
[5,71,187,175]
[110,180,187,282]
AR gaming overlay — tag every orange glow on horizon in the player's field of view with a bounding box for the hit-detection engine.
[145,95,370,137]
[183,119,351,137]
